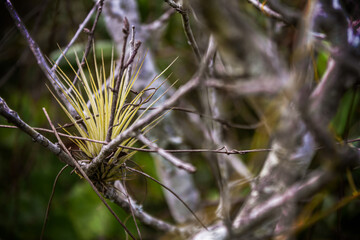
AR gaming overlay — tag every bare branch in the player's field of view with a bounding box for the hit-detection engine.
[106,17,130,143]
[143,8,176,33]
[0,97,74,167]
[205,77,285,96]
[266,0,301,25]
[107,181,180,233]
[165,0,202,62]
[246,0,288,24]
[71,0,105,87]
[0,124,271,155]
[233,144,360,237]
[125,166,208,229]
[233,170,331,236]
[51,1,100,71]
[4,0,77,117]
[136,133,196,172]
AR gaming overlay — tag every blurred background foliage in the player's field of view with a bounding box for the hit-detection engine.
[0,0,360,239]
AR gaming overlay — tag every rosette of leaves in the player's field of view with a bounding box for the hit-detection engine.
[51,49,173,184]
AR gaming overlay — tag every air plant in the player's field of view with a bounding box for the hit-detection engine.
[50,47,174,184]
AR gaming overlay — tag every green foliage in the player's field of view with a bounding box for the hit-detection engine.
[66,182,128,239]
[316,49,330,78]
[332,89,360,138]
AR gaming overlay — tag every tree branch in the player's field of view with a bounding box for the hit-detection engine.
[165,0,202,62]
[136,133,196,172]
[0,97,74,167]
[4,0,77,117]
[51,0,100,71]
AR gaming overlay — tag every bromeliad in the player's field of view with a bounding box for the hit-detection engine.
[50,47,175,183]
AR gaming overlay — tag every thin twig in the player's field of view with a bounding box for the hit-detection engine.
[120,178,142,240]
[165,0,201,62]
[1,124,273,155]
[137,133,196,172]
[205,77,284,96]
[106,17,130,143]
[59,105,262,130]
[4,0,77,117]
[246,0,288,24]
[51,1,99,71]
[143,8,176,33]
[127,25,137,80]
[265,0,300,25]
[169,107,263,129]
[109,181,179,233]
[40,164,68,240]
[0,97,74,167]
[71,0,105,87]
[42,108,136,240]
[124,41,142,69]
[126,165,208,230]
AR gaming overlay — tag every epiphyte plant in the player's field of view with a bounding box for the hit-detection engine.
[51,46,174,185]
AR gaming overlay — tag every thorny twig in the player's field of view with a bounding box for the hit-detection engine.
[153,106,263,129]
[0,124,273,155]
[136,133,196,172]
